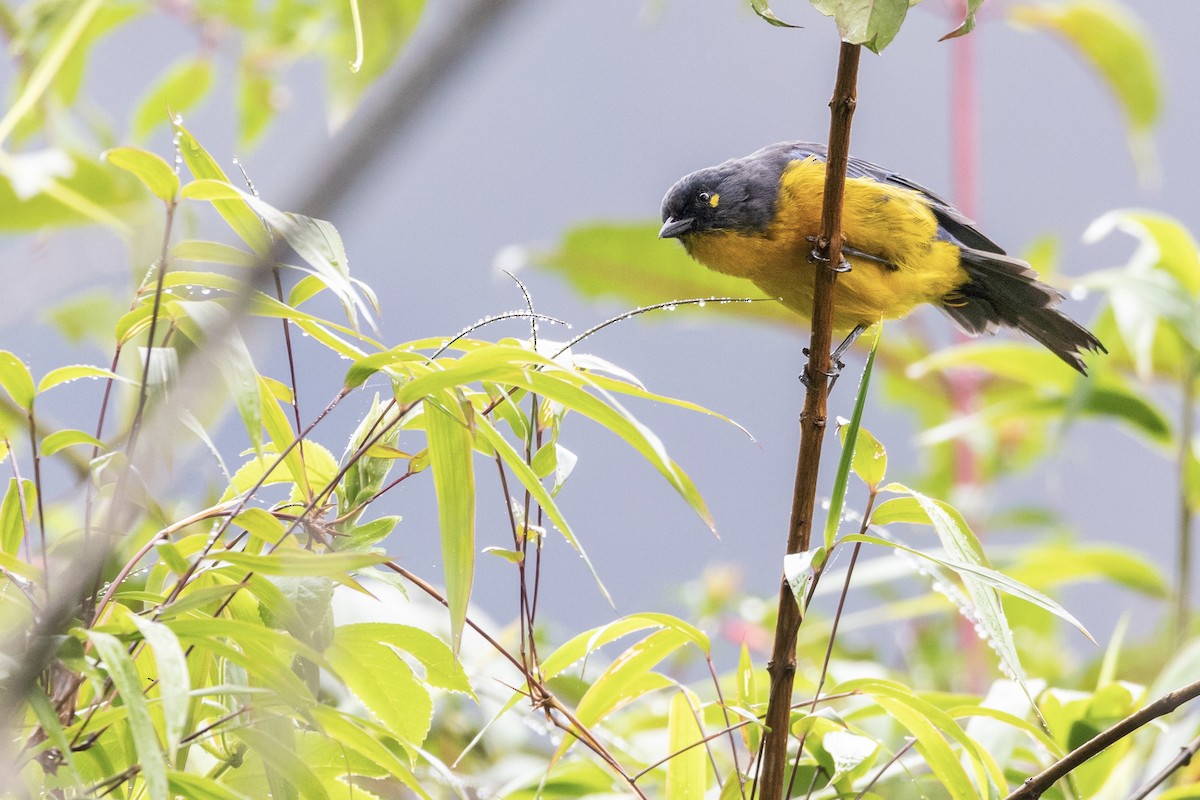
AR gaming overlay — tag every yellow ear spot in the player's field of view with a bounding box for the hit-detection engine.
[709,192,720,208]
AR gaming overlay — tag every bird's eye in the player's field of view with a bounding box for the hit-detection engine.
[697,191,711,204]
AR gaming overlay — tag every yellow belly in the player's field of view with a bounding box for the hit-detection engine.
[683,158,970,332]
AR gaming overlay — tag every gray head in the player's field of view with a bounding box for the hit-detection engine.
[659,149,789,240]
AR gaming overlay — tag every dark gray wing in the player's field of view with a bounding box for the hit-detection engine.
[758,141,1007,255]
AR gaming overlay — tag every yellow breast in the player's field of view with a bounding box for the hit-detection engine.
[683,158,970,331]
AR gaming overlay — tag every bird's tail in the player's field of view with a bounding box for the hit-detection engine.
[941,246,1106,375]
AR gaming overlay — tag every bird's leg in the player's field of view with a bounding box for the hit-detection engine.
[806,235,852,273]
[800,324,868,392]
[806,236,897,272]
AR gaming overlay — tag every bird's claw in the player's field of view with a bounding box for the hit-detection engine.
[806,237,852,273]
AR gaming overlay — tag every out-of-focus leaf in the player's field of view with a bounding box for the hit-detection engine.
[166,772,252,800]
[909,343,1079,392]
[541,613,710,682]
[103,147,178,202]
[1010,1,1160,179]
[133,57,213,140]
[1010,1,1159,132]
[326,0,423,128]
[1006,542,1168,597]
[0,150,139,231]
[750,0,800,28]
[87,630,168,800]
[53,3,140,105]
[0,0,102,145]
[533,223,799,328]
[306,707,432,798]
[666,690,707,798]
[810,0,910,53]
[237,62,277,148]
[425,395,476,653]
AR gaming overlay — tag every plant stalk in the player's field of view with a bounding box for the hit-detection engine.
[756,39,861,800]
[1175,363,1197,641]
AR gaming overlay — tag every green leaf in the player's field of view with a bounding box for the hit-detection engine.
[333,622,472,696]
[37,363,127,393]
[827,327,880,548]
[52,3,141,106]
[834,678,997,799]
[40,428,104,457]
[783,547,824,619]
[425,395,476,653]
[473,413,611,603]
[236,723,328,800]
[0,478,35,556]
[540,613,710,682]
[941,0,983,40]
[750,0,801,28]
[567,628,691,736]
[173,122,271,253]
[871,487,1040,686]
[87,630,168,800]
[28,689,84,787]
[103,147,179,202]
[237,63,276,148]
[167,772,252,800]
[0,350,35,409]
[171,239,261,267]
[810,0,911,53]
[128,615,190,756]
[533,223,800,328]
[325,629,433,747]
[326,0,424,127]
[845,533,1095,642]
[306,707,431,799]
[133,57,214,140]
[1007,542,1168,598]
[336,515,401,550]
[205,548,387,577]
[0,149,139,231]
[0,0,103,146]
[667,690,708,798]
[1011,0,1159,132]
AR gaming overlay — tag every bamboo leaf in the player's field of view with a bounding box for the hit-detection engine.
[40,428,104,457]
[133,57,213,139]
[0,350,35,409]
[204,548,387,578]
[87,630,168,800]
[425,395,476,653]
[326,630,433,747]
[827,327,880,548]
[810,0,911,53]
[128,615,190,756]
[666,690,708,798]
[103,147,179,202]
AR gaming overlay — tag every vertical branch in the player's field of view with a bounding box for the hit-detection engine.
[757,39,861,800]
[1175,363,1197,641]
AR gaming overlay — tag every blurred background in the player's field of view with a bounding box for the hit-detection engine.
[5,0,1196,660]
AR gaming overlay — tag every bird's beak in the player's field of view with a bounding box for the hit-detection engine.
[658,216,695,239]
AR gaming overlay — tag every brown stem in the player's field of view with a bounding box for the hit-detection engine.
[1128,732,1200,800]
[1004,677,1200,799]
[756,39,861,800]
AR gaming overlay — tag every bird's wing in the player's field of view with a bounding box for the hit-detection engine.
[773,141,1007,256]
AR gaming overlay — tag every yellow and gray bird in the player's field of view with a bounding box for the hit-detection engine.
[659,141,1105,373]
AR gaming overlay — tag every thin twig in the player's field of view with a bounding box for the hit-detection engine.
[1127,732,1200,800]
[1004,677,1200,799]
[758,39,862,800]
[853,738,916,799]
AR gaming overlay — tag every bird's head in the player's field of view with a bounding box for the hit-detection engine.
[659,157,779,241]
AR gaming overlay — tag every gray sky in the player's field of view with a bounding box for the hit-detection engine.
[7,0,1198,657]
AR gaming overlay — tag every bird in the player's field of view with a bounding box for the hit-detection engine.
[659,141,1105,374]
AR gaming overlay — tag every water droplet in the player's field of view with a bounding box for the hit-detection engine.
[697,299,706,307]
[665,304,676,311]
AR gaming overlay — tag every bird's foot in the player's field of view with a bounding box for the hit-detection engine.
[805,236,852,273]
